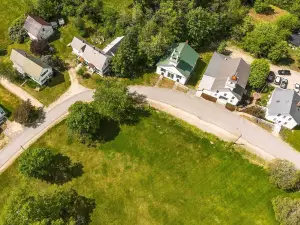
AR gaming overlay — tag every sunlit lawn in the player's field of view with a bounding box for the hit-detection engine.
[0,85,21,119]
[0,110,297,224]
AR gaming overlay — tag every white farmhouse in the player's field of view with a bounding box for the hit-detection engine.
[156,42,199,85]
[266,88,300,129]
[197,52,250,105]
[70,36,124,75]
[10,49,53,85]
[24,15,54,40]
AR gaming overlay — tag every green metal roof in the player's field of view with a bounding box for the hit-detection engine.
[157,42,199,78]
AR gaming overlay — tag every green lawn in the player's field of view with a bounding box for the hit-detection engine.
[22,71,71,106]
[0,110,297,224]
[0,85,21,119]
[280,128,300,152]
[0,0,28,48]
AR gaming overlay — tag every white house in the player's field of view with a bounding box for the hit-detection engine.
[24,15,54,40]
[10,49,53,86]
[197,52,250,105]
[266,88,300,129]
[156,42,199,85]
[70,36,124,75]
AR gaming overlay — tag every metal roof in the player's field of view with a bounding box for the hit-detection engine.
[24,15,51,37]
[268,88,300,123]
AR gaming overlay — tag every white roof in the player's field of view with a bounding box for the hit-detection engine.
[198,75,215,91]
[102,36,124,55]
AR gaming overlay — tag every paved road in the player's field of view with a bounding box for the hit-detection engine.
[130,86,300,168]
[0,90,94,172]
[2,86,300,171]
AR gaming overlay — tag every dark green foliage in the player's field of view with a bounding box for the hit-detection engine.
[4,189,96,225]
[248,59,270,89]
[186,7,220,49]
[272,196,300,225]
[93,80,147,123]
[36,0,62,21]
[30,40,50,56]
[254,0,272,14]
[112,28,140,78]
[74,16,88,37]
[231,16,254,41]
[0,62,23,82]
[8,15,28,43]
[268,159,300,190]
[243,23,290,60]
[19,147,83,184]
[217,41,227,54]
[276,14,300,32]
[268,41,289,63]
[67,101,102,142]
[13,100,44,127]
[41,55,66,71]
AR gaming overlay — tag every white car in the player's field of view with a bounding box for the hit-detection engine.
[274,76,281,85]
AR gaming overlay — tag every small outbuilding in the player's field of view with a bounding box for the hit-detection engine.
[289,34,300,47]
[58,18,65,26]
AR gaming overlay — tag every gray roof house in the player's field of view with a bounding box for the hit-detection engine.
[0,107,6,124]
[24,15,54,40]
[70,36,124,75]
[197,52,250,105]
[10,49,53,85]
[266,88,300,129]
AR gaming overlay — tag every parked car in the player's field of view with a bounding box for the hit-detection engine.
[267,71,275,82]
[274,76,281,85]
[278,70,291,75]
[295,83,300,93]
[280,78,288,89]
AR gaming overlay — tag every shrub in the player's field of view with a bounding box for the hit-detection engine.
[8,15,28,43]
[217,41,227,54]
[19,147,83,184]
[77,67,87,77]
[41,55,66,71]
[249,59,270,89]
[4,189,96,225]
[268,41,289,63]
[276,14,300,32]
[272,196,300,225]
[242,106,265,118]
[30,40,50,56]
[13,100,44,127]
[254,0,272,14]
[268,159,300,190]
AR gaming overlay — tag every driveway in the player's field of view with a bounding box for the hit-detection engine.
[228,46,300,90]
[130,86,300,168]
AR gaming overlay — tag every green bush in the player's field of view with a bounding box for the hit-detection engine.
[268,159,300,190]
[8,15,28,43]
[276,14,300,32]
[249,59,270,89]
[254,0,272,14]
[272,196,300,225]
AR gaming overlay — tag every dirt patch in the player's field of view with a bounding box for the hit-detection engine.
[249,5,289,23]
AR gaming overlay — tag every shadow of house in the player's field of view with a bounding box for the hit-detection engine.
[47,70,66,88]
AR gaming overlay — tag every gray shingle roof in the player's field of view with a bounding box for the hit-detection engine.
[199,52,250,97]
[268,88,300,124]
[24,15,51,38]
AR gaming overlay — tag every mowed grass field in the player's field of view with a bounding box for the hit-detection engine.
[0,0,28,48]
[0,85,21,119]
[0,111,296,224]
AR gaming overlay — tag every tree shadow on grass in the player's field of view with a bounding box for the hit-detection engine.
[42,153,83,185]
[97,117,121,143]
[277,57,295,67]
[47,70,66,88]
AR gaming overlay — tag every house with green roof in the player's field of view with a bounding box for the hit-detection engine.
[156,42,199,85]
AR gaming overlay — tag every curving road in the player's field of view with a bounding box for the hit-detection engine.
[1,86,300,172]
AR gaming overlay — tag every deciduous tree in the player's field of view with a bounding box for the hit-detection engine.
[248,59,270,89]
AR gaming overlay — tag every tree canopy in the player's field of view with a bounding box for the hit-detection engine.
[248,59,270,89]
[4,189,96,225]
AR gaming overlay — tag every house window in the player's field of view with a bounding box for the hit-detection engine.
[161,68,166,72]
[216,90,219,93]
[277,114,281,116]
[284,122,287,125]
[224,93,227,96]
[273,118,276,121]
[283,116,286,119]
[167,73,174,79]
[288,118,292,121]
[41,70,48,77]
[278,121,281,123]
[176,75,181,79]
[231,97,234,100]
[215,94,217,96]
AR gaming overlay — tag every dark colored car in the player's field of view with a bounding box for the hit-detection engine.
[280,78,288,89]
[274,75,281,85]
[278,70,291,75]
[267,71,275,82]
